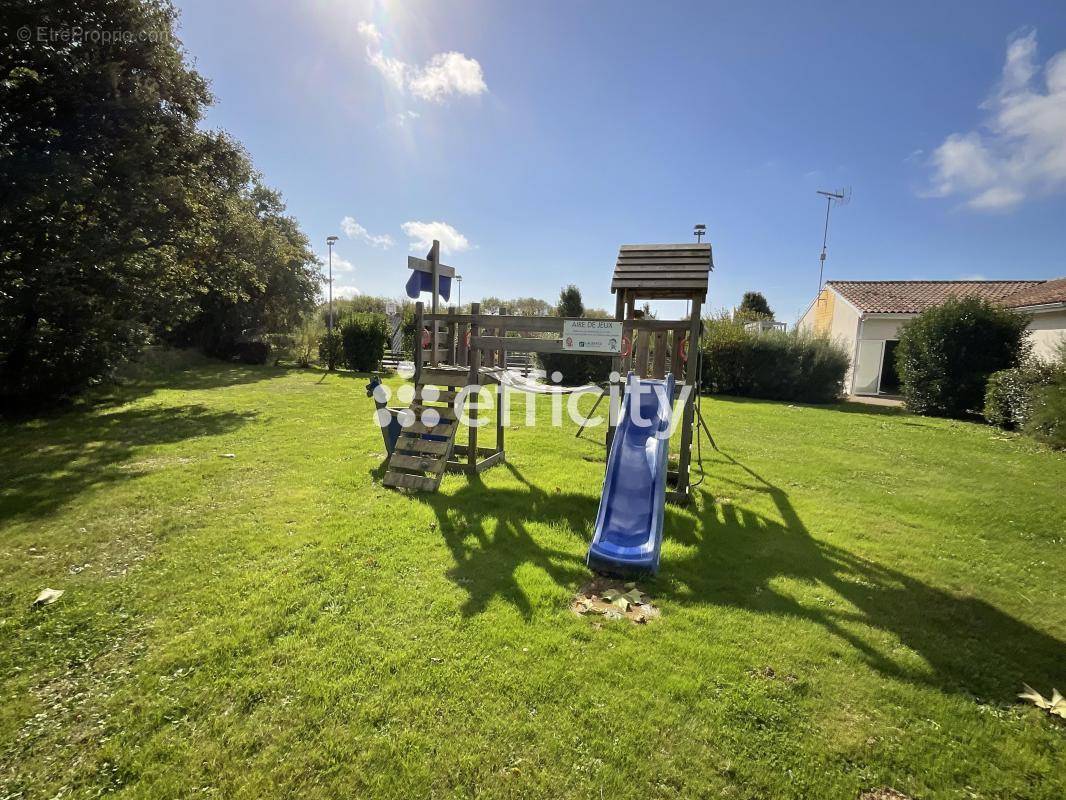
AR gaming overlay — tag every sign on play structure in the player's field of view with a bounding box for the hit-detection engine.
[562,320,623,353]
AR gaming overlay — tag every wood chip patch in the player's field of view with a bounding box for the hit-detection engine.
[571,578,660,624]
[859,789,913,800]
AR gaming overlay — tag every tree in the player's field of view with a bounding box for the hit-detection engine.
[737,291,774,320]
[557,285,584,318]
[0,0,319,409]
[511,297,552,317]
[895,296,1030,418]
[1,0,212,408]
[165,169,319,357]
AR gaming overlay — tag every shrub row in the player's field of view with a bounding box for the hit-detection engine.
[699,319,850,403]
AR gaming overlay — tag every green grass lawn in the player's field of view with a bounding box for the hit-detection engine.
[2,355,1064,799]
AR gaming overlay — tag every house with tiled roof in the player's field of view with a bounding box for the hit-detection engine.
[797,279,1066,396]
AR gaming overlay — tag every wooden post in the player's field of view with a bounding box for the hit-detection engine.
[634,328,650,378]
[467,302,481,473]
[607,291,627,453]
[624,294,636,374]
[448,304,457,364]
[457,319,469,368]
[430,239,440,367]
[497,309,506,457]
[414,301,424,385]
[675,297,702,500]
[652,331,667,378]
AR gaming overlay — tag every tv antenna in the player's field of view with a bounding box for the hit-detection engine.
[693,223,706,243]
[816,188,850,294]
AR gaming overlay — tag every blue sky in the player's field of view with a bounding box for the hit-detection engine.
[175,0,1066,321]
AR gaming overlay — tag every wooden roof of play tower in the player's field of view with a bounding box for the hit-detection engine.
[611,243,713,301]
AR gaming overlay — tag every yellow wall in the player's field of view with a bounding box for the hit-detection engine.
[812,288,835,334]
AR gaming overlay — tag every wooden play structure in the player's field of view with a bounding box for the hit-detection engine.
[379,241,712,503]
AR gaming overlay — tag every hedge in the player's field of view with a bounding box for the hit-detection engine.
[699,319,849,403]
[538,351,614,386]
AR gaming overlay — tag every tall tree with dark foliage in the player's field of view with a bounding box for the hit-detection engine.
[0,0,318,410]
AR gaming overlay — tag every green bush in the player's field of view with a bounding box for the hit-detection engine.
[983,363,1052,429]
[895,297,1030,418]
[261,334,295,365]
[1024,344,1066,449]
[538,351,613,386]
[234,340,270,365]
[699,318,849,403]
[340,313,388,373]
[318,330,343,370]
[293,318,322,367]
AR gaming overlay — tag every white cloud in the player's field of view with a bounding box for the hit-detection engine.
[926,29,1066,211]
[333,284,362,299]
[407,52,487,102]
[401,221,471,255]
[357,22,487,103]
[356,21,382,46]
[340,216,394,248]
[318,251,355,274]
[968,186,1025,211]
[395,109,420,127]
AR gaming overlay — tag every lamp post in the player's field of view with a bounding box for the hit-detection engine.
[326,235,338,370]
[456,274,463,310]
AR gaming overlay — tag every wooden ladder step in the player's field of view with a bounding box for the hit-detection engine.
[409,404,457,421]
[401,419,457,436]
[414,387,460,403]
[388,453,446,474]
[419,369,472,387]
[395,436,451,455]
[383,471,438,491]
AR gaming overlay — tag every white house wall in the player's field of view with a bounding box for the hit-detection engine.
[859,317,908,341]
[1027,308,1066,361]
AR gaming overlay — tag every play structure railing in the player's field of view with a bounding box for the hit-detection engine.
[416,303,695,381]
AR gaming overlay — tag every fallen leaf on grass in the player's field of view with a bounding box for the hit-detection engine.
[1019,684,1066,719]
[32,588,63,608]
[572,579,660,625]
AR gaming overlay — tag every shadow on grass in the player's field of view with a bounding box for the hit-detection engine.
[670,451,1064,701]
[0,404,256,525]
[416,464,595,619]
[708,393,908,418]
[386,443,1061,701]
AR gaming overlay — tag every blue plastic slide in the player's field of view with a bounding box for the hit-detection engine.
[586,373,675,575]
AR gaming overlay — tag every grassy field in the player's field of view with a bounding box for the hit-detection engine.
[1,354,1063,799]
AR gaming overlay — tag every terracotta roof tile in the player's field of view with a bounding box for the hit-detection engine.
[826,280,1046,314]
[1001,277,1066,308]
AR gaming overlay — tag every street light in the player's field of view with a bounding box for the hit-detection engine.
[456,274,463,309]
[326,235,338,370]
